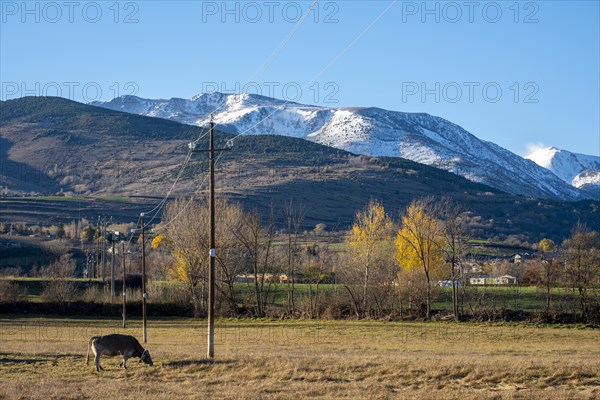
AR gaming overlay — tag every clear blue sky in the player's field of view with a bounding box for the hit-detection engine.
[1,1,598,156]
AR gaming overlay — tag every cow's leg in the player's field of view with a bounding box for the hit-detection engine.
[94,353,104,372]
[119,351,128,369]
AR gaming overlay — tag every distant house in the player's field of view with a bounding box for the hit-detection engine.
[493,275,517,285]
[460,260,484,274]
[470,275,517,285]
[438,280,460,287]
[469,277,486,285]
[514,254,522,264]
[234,273,276,283]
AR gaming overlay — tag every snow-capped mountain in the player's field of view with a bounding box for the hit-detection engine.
[526,147,600,200]
[573,170,600,188]
[92,93,587,201]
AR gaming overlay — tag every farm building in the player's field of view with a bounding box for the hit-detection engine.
[469,275,518,285]
[469,277,487,285]
[234,273,297,283]
[493,275,518,285]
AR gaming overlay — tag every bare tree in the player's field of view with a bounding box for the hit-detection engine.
[161,196,281,318]
[40,254,79,313]
[161,199,208,316]
[439,198,467,321]
[217,200,252,316]
[42,239,71,259]
[301,243,337,318]
[282,200,305,316]
[230,209,277,317]
[0,281,27,303]
[562,223,600,320]
[535,238,559,313]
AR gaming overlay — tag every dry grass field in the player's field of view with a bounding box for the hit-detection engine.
[0,317,598,399]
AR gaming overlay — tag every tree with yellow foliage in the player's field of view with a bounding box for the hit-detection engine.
[396,198,445,320]
[344,199,395,318]
[539,238,556,252]
[150,233,166,249]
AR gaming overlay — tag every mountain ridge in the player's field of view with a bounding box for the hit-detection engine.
[93,92,587,201]
[1,96,598,242]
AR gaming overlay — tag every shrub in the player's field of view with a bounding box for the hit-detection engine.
[0,280,27,302]
[80,285,113,303]
[40,280,78,305]
[0,267,23,277]
[147,281,189,306]
[39,255,79,313]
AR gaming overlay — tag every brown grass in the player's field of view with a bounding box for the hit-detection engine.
[0,318,598,399]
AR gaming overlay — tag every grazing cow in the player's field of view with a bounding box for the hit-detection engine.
[86,334,153,372]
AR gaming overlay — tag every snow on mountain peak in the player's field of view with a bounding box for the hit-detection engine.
[92,92,592,201]
[526,146,600,187]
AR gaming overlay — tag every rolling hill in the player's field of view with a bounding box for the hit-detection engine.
[1,96,598,242]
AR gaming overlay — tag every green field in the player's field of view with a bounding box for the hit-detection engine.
[4,196,87,203]
[89,195,130,203]
[3,278,587,315]
[0,317,598,399]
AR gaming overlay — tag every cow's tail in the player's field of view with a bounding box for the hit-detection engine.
[86,336,99,365]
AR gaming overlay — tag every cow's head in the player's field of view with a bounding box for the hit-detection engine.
[139,349,153,366]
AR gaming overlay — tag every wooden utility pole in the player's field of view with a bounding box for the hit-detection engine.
[95,223,100,278]
[190,115,231,359]
[110,233,115,303]
[102,221,107,284]
[141,213,147,343]
[122,240,127,329]
[207,117,216,360]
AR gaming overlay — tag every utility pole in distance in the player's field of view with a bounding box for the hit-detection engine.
[122,240,127,329]
[102,219,107,284]
[140,213,147,343]
[110,232,115,303]
[190,114,231,359]
[94,221,99,279]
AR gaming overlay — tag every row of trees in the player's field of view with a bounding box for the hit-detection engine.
[154,196,599,321]
[2,196,597,321]
[344,198,464,320]
[0,219,136,244]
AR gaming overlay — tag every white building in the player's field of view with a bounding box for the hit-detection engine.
[493,275,518,285]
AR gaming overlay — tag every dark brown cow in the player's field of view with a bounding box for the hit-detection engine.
[86,334,153,372]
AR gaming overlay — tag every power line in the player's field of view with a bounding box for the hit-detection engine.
[138,1,397,233]
[247,0,318,83]
[222,1,398,146]
[309,1,397,86]
[182,0,318,128]
[141,128,210,220]
[151,151,225,233]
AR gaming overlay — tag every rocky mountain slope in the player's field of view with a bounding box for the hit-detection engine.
[94,93,586,201]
